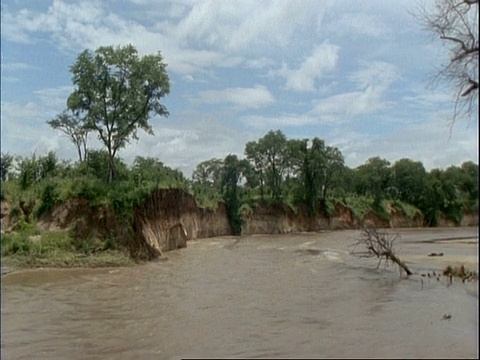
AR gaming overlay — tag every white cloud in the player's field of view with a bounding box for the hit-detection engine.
[331,115,478,170]
[275,42,339,92]
[1,62,36,71]
[0,101,65,158]
[311,61,399,121]
[1,0,477,177]
[328,13,390,39]
[197,85,275,109]
[123,113,257,177]
[1,1,242,75]
[241,114,317,129]
[33,86,73,110]
[172,0,325,52]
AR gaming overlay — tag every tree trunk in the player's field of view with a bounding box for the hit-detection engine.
[387,252,412,276]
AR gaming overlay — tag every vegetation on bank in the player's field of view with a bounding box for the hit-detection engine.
[1,226,134,270]
[1,135,477,269]
[0,44,477,269]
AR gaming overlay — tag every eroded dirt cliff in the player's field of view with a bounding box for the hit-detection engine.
[3,189,478,260]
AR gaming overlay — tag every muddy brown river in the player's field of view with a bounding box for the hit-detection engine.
[1,228,478,359]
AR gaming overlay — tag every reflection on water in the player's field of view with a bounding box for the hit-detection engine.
[2,229,478,359]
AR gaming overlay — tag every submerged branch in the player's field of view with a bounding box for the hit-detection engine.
[351,227,412,276]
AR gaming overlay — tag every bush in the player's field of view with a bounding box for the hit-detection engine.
[323,197,336,218]
[1,230,73,256]
[35,181,61,217]
[344,195,374,220]
[392,199,422,219]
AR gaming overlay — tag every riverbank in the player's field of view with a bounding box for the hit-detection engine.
[1,250,135,275]
[1,228,136,276]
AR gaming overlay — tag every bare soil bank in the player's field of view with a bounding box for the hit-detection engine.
[1,189,478,259]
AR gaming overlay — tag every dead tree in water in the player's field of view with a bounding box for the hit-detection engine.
[351,228,412,276]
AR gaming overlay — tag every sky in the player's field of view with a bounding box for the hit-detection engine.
[1,0,478,178]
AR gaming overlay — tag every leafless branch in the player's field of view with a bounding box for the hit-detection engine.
[351,228,412,276]
[413,0,478,123]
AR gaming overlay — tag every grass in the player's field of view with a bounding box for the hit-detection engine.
[1,229,135,271]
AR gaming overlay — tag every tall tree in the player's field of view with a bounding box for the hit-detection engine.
[287,138,344,214]
[221,154,250,235]
[391,158,427,207]
[67,44,170,182]
[354,157,392,202]
[192,158,224,189]
[415,0,478,121]
[47,110,89,162]
[320,144,344,200]
[245,140,266,200]
[256,130,288,203]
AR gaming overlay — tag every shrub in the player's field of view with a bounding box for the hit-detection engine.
[35,181,61,217]
[344,195,373,220]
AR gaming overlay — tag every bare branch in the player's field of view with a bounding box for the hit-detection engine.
[351,228,412,276]
[414,0,478,122]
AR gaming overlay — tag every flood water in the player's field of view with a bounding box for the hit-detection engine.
[2,228,478,359]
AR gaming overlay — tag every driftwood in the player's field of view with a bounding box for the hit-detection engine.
[351,227,412,276]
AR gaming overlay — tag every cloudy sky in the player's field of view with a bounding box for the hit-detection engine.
[1,0,478,177]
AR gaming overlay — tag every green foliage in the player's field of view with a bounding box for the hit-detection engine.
[323,197,336,218]
[1,231,71,257]
[16,154,40,190]
[221,154,250,235]
[344,195,374,220]
[373,199,392,221]
[391,158,426,206]
[67,44,170,182]
[392,199,422,219]
[354,157,392,201]
[239,202,254,218]
[35,181,61,217]
[71,235,105,254]
[245,130,288,203]
[1,126,478,249]
[47,111,89,162]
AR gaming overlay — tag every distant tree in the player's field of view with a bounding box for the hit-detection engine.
[47,110,89,162]
[38,151,59,179]
[354,157,392,202]
[247,130,288,203]
[131,156,187,188]
[320,144,344,200]
[459,161,479,202]
[418,170,445,226]
[221,154,250,235]
[287,138,344,214]
[67,44,170,182]
[16,154,41,190]
[192,158,224,189]
[415,0,478,121]
[245,140,267,200]
[1,152,13,181]
[391,158,427,207]
[287,138,324,214]
[83,149,129,182]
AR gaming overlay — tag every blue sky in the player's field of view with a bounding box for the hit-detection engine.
[1,0,478,177]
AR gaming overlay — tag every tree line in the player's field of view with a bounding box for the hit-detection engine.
[1,129,477,233]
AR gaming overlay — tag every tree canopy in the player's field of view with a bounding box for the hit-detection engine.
[66,44,170,182]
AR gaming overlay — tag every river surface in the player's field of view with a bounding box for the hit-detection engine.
[1,228,478,359]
